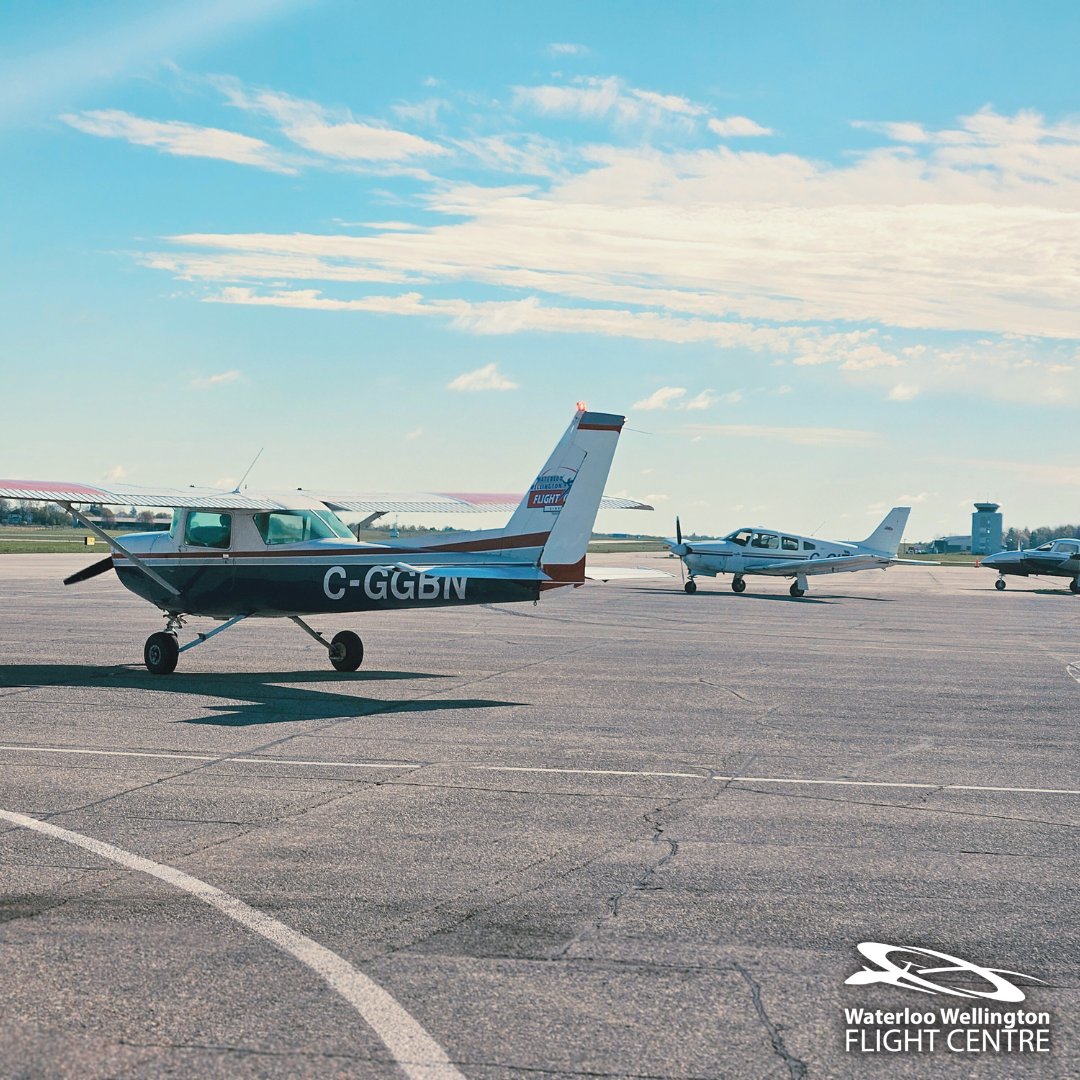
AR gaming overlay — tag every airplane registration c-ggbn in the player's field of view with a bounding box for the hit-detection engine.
[0,408,651,675]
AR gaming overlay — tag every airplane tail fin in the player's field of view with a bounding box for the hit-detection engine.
[521,409,625,585]
[860,506,910,555]
[386,408,625,567]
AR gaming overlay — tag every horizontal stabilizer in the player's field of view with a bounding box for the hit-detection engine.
[584,566,672,581]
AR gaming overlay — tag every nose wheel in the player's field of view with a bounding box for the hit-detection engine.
[731,576,746,594]
[684,578,697,594]
[144,632,179,675]
[995,577,1007,590]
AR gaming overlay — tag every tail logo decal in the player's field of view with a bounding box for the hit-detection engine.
[526,469,577,511]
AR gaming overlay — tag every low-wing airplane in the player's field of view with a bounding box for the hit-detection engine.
[667,507,917,597]
[1,408,649,673]
[981,538,1080,592]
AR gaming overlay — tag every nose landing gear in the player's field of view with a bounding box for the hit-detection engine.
[731,576,746,594]
[995,577,1007,591]
[144,632,179,675]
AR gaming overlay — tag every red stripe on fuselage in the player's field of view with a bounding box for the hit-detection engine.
[110,530,551,560]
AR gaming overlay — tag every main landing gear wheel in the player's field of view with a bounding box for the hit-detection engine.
[731,577,746,594]
[329,630,364,672]
[995,578,1007,591]
[1070,580,1080,594]
[144,632,179,675]
[789,583,806,597]
[684,579,698,594]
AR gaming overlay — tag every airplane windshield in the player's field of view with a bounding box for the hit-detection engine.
[254,510,353,545]
[725,529,752,546]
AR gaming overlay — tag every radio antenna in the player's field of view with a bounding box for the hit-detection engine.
[233,447,264,492]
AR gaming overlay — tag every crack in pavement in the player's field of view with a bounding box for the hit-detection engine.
[733,961,807,1080]
[553,798,684,961]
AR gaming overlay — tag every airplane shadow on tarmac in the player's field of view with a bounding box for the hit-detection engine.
[0,665,527,728]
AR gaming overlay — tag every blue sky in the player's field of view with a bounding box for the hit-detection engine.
[3,0,1079,540]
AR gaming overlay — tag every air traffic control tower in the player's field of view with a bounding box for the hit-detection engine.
[972,502,1003,555]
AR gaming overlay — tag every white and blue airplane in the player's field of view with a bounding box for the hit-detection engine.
[1,407,650,673]
[667,507,917,597]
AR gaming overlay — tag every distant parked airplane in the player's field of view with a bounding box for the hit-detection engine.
[981,538,1080,592]
[667,507,918,597]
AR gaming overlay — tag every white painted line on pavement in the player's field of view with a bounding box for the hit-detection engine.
[714,775,1080,797]
[474,765,704,779]
[0,809,464,1080]
[1,744,1079,796]
[0,745,417,771]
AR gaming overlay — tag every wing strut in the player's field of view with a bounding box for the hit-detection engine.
[59,502,180,597]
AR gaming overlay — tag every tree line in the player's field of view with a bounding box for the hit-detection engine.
[0,498,163,527]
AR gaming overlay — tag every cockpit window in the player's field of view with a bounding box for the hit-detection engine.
[726,529,752,547]
[185,511,232,549]
[751,531,779,549]
[1036,542,1054,551]
[1052,540,1080,554]
[253,509,352,545]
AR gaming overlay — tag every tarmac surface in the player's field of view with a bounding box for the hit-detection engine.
[0,553,1078,1079]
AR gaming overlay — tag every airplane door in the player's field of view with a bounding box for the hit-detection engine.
[180,510,236,606]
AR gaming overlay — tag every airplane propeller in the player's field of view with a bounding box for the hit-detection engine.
[63,556,115,586]
[669,516,691,582]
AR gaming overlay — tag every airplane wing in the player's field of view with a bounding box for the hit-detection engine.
[750,554,895,576]
[0,480,282,510]
[0,480,651,514]
[302,491,653,513]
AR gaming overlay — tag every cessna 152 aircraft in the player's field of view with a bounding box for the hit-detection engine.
[667,507,916,596]
[981,538,1080,592]
[1,408,649,673]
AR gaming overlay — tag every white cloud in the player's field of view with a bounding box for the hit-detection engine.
[129,96,1080,407]
[684,389,716,410]
[105,465,127,482]
[214,79,446,161]
[708,115,773,137]
[548,42,589,56]
[446,362,518,391]
[190,369,241,389]
[512,76,705,124]
[61,110,299,173]
[887,383,920,401]
[406,427,423,440]
[633,386,687,410]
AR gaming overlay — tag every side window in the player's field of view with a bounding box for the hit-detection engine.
[752,532,779,549]
[803,540,816,551]
[185,511,232,549]
[782,536,799,551]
